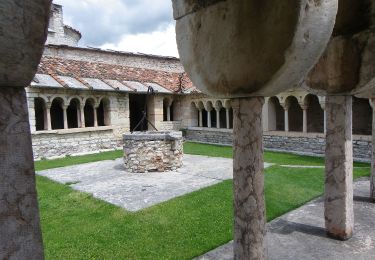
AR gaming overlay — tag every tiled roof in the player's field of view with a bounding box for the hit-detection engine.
[33,56,197,94]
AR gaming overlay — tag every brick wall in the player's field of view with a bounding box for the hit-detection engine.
[185,128,372,162]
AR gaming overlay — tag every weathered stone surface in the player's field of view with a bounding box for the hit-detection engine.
[0,87,44,259]
[232,97,266,259]
[371,105,375,202]
[173,0,338,97]
[185,128,372,162]
[0,0,51,87]
[325,95,354,240]
[123,131,183,173]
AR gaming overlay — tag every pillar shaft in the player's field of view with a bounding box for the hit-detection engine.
[0,87,44,258]
[232,97,266,259]
[80,106,85,128]
[303,108,307,133]
[216,109,220,128]
[226,108,230,129]
[207,110,212,128]
[325,95,353,240]
[199,109,203,127]
[63,106,68,129]
[94,107,98,127]
[284,109,289,132]
[46,106,52,130]
[167,106,171,121]
[324,110,327,134]
[371,106,375,202]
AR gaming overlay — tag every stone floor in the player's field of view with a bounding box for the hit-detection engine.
[37,155,272,211]
[197,179,375,260]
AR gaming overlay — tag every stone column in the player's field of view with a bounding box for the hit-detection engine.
[324,109,327,134]
[232,97,266,259]
[80,105,85,128]
[207,109,212,128]
[284,108,289,132]
[0,87,44,259]
[167,105,171,121]
[325,95,354,240]
[216,108,221,128]
[199,109,203,127]
[226,108,230,129]
[63,105,68,129]
[46,103,52,130]
[302,106,308,133]
[94,106,98,127]
[371,100,375,202]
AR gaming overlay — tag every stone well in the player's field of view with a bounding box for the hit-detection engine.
[123,131,183,173]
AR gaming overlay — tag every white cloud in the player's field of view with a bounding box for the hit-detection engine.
[100,23,179,57]
[53,0,175,55]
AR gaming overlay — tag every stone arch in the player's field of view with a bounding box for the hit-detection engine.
[268,96,285,131]
[84,98,96,127]
[67,98,80,128]
[304,94,324,133]
[285,96,303,132]
[67,95,83,104]
[98,97,111,126]
[353,97,372,135]
[50,97,65,130]
[34,97,47,131]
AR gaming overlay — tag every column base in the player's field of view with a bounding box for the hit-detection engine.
[326,231,353,241]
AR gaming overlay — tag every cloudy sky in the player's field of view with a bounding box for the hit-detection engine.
[54,0,179,57]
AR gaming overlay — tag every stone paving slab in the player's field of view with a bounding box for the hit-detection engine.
[197,179,375,260]
[38,155,273,212]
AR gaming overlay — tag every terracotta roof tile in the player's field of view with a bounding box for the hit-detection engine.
[37,56,197,93]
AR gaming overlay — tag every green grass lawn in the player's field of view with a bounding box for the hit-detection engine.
[36,142,371,259]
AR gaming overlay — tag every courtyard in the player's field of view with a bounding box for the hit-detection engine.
[34,142,372,259]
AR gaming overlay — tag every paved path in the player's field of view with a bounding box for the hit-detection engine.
[37,155,273,211]
[197,179,375,260]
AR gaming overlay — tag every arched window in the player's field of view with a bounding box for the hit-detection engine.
[84,99,95,127]
[305,94,324,133]
[190,102,199,127]
[268,97,284,131]
[67,98,80,128]
[97,98,111,126]
[353,97,372,135]
[50,98,64,130]
[34,97,47,131]
[286,96,303,132]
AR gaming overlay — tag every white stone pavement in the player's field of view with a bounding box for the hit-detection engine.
[37,155,273,211]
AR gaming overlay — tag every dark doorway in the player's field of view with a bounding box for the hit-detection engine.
[67,99,79,128]
[129,94,148,131]
[50,98,64,130]
[35,97,46,131]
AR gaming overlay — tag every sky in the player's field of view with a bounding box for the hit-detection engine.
[54,0,179,57]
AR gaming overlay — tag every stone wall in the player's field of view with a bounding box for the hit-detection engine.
[185,128,372,162]
[123,131,183,173]
[32,127,122,159]
[159,121,183,131]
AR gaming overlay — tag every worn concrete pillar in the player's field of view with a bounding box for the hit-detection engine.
[232,97,266,259]
[284,108,289,132]
[0,87,44,259]
[207,110,212,128]
[94,106,98,127]
[63,105,68,129]
[216,108,221,128]
[226,108,230,129]
[302,107,308,133]
[80,105,85,128]
[325,95,354,240]
[371,102,375,202]
[46,104,52,130]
